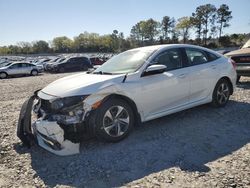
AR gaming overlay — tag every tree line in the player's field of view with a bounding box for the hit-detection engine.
[0,3,249,55]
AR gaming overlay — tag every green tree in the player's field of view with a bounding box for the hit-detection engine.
[193,4,216,45]
[219,35,232,47]
[17,42,32,54]
[144,18,160,43]
[176,17,192,43]
[130,21,147,45]
[217,4,232,38]
[52,36,73,53]
[192,6,204,44]
[0,46,10,55]
[32,40,49,53]
[130,19,159,45]
[161,16,175,41]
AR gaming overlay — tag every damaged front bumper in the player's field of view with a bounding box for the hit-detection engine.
[17,91,94,156]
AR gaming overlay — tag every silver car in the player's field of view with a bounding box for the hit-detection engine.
[0,62,42,79]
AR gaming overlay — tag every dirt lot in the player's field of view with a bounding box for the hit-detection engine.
[0,73,249,188]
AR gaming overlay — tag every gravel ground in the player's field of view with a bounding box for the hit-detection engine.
[0,73,249,188]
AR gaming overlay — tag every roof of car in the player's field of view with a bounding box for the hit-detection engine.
[128,44,221,56]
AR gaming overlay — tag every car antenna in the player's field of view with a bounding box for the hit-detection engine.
[122,73,128,83]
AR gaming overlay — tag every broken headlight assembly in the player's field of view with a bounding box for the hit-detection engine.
[50,96,87,111]
[36,95,90,125]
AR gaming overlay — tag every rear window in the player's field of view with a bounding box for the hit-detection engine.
[186,48,208,65]
[206,52,220,61]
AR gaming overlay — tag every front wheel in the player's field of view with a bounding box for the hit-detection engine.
[211,79,231,107]
[95,99,135,142]
[0,72,7,79]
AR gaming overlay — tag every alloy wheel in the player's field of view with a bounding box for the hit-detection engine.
[217,82,230,105]
[102,105,130,137]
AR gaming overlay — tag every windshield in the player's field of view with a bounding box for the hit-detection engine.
[0,62,12,68]
[242,39,250,49]
[93,49,154,74]
[58,58,69,64]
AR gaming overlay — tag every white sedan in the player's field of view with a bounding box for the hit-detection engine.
[0,62,42,79]
[17,44,236,155]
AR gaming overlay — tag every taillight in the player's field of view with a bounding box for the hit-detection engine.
[229,58,236,69]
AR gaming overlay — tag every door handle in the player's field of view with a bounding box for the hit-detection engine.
[178,73,187,78]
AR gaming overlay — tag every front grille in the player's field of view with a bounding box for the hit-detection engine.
[231,56,250,63]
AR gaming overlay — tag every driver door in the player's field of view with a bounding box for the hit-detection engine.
[8,64,22,75]
[137,48,190,121]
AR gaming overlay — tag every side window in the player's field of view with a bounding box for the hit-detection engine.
[70,58,77,63]
[186,48,208,65]
[10,64,21,69]
[206,52,220,61]
[154,49,182,71]
[75,58,82,63]
[21,63,29,67]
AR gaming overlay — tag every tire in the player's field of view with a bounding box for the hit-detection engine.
[58,67,65,73]
[31,70,38,76]
[236,75,241,84]
[0,72,7,79]
[211,79,231,107]
[94,99,135,142]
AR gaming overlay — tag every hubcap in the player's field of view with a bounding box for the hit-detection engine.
[217,82,229,104]
[103,105,130,137]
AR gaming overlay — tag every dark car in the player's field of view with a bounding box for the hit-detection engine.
[225,39,250,82]
[46,56,92,73]
[44,57,65,71]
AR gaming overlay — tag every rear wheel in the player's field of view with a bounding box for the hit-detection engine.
[95,99,134,142]
[211,79,231,107]
[31,70,38,76]
[0,72,8,79]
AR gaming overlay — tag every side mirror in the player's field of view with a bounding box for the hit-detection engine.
[142,64,166,76]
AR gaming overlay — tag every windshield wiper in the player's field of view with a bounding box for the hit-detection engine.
[93,71,113,75]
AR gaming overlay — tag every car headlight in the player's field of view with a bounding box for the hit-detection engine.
[51,99,64,110]
[50,95,89,111]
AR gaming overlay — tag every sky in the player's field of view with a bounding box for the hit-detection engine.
[0,0,249,46]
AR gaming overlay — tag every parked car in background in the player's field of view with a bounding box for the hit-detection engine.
[0,62,42,79]
[89,57,106,65]
[44,57,65,71]
[17,44,236,156]
[46,56,92,73]
[33,58,51,67]
[225,39,250,82]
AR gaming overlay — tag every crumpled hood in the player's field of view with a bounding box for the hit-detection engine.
[40,72,124,98]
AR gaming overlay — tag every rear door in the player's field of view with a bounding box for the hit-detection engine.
[184,48,219,103]
[21,63,32,74]
[68,58,79,70]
